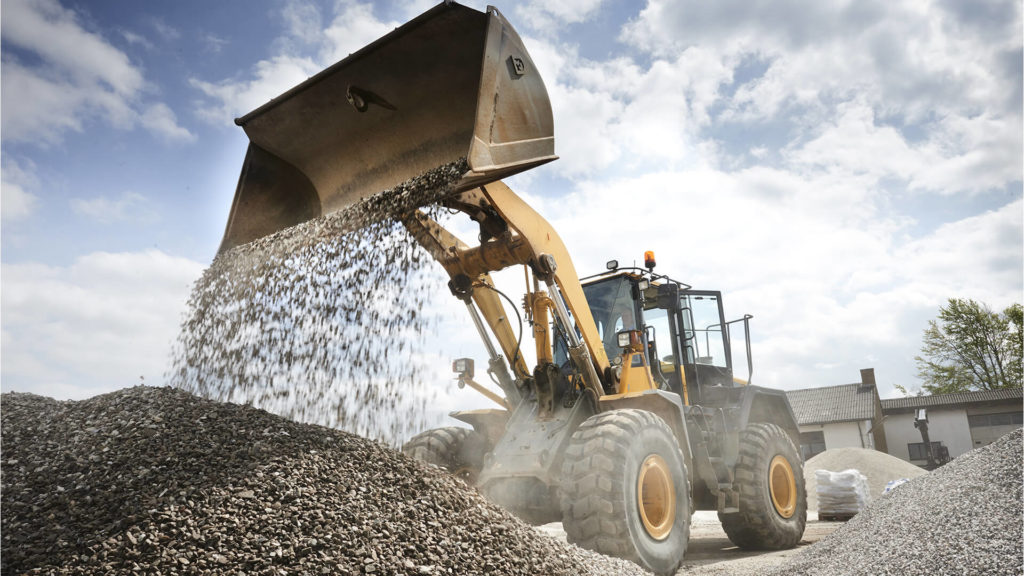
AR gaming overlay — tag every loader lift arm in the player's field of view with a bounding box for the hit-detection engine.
[402,181,622,410]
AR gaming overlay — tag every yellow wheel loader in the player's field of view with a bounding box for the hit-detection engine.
[217,3,807,574]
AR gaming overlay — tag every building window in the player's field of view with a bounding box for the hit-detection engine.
[800,431,826,460]
[907,441,943,461]
[968,412,1023,428]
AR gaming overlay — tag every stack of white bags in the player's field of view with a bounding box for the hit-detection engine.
[815,469,870,516]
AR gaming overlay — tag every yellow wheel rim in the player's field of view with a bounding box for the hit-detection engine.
[768,455,797,519]
[453,466,478,485]
[637,454,675,540]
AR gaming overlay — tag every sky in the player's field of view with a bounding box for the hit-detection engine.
[2,0,1022,411]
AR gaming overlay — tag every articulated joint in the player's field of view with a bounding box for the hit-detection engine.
[458,233,533,277]
[449,274,474,302]
[534,253,557,282]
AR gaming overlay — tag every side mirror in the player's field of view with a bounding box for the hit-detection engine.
[657,283,680,311]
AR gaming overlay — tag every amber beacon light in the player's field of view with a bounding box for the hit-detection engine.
[644,251,656,270]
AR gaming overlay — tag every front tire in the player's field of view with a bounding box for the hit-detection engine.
[560,409,690,576]
[719,422,807,549]
[402,427,486,484]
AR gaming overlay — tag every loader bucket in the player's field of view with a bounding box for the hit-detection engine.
[218,1,556,253]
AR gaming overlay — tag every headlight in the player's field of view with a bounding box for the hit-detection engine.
[617,331,632,348]
[452,357,474,378]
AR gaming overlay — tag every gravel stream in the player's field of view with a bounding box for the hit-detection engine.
[1,386,649,576]
[167,160,469,444]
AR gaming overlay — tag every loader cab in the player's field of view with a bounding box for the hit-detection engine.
[579,270,753,403]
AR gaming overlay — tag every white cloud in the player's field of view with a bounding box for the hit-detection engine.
[1,158,40,221]
[1,183,37,222]
[2,0,144,96]
[608,0,1022,195]
[1,250,205,399]
[521,38,737,179]
[319,1,399,64]
[202,33,229,54]
[150,18,181,41]
[280,0,324,47]
[501,161,1021,396]
[120,30,154,50]
[788,102,1024,196]
[893,200,1024,303]
[514,0,606,34]
[140,103,197,143]
[2,59,98,143]
[190,0,400,122]
[190,55,321,123]
[70,191,156,224]
[0,0,193,144]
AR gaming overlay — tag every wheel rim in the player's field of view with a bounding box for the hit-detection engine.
[453,466,478,485]
[768,455,797,519]
[637,454,675,540]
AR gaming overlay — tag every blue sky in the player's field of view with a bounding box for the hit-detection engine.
[2,0,1022,407]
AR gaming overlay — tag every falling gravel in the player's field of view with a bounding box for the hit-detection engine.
[768,428,1023,576]
[167,160,470,444]
[1,387,649,576]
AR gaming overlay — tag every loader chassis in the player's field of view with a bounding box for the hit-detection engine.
[405,182,808,573]
[454,270,803,517]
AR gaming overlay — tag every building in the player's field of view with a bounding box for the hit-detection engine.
[881,388,1023,466]
[786,368,887,460]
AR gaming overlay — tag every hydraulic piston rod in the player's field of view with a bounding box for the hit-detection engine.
[463,300,520,404]
[539,255,605,402]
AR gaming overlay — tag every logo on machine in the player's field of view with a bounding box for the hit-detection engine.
[509,56,526,76]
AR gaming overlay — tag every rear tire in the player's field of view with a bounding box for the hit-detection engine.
[719,422,807,549]
[560,409,690,576]
[402,427,486,484]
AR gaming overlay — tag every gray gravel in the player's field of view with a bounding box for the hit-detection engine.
[167,160,468,443]
[2,386,649,576]
[768,428,1023,576]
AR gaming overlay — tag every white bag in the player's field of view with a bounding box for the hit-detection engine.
[815,468,870,515]
[883,478,910,495]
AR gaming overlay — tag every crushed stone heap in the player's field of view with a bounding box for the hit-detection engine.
[803,447,927,511]
[769,428,1023,576]
[1,387,648,576]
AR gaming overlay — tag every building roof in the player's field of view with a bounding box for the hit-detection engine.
[881,388,1023,412]
[786,383,878,426]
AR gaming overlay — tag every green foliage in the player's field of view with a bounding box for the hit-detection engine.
[914,299,1023,394]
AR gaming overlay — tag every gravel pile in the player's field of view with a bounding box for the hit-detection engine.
[804,447,927,511]
[770,428,1023,576]
[168,160,469,443]
[1,387,649,576]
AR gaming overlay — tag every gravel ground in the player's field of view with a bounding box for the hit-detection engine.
[2,386,648,576]
[803,447,927,511]
[767,428,1023,576]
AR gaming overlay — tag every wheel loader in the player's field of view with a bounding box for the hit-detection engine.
[217,2,807,574]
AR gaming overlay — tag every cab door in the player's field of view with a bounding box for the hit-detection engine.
[678,291,734,403]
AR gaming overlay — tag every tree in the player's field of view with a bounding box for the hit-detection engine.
[914,298,1022,394]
